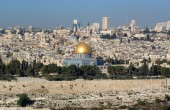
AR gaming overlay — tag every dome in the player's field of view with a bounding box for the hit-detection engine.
[75,42,92,54]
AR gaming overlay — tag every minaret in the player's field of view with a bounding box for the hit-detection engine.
[86,22,90,36]
[40,31,46,46]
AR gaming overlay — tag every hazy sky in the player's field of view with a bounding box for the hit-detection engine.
[0,0,170,29]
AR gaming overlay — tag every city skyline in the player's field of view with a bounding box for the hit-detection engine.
[1,1,170,109]
[0,0,170,28]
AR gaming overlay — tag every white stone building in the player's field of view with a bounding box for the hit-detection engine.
[102,17,110,31]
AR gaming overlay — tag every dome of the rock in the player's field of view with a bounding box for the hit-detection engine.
[75,42,92,54]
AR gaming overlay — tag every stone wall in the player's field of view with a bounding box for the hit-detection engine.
[0,78,169,95]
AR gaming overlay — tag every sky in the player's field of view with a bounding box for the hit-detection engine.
[0,0,170,29]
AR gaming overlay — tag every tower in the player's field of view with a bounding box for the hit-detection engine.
[86,22,90,36]
[130,20,136,33]
[102,17,110,31]
[40,31,46,46]
[73,19,79,33]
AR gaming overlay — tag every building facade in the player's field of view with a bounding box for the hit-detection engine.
[102,17,110,31]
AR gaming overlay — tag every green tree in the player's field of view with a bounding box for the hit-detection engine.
[161,67,170,76]
[149,65,160,76]
[104,58,125,65]
[0,74,16,81]
[128,63,134,75]
[5,60,21,75]
[155,97,161,103]
[26,66,35,76]
[16,68,24,77]
[138,60,149,76]
[107,66,116,78]
[80,65,102,79]
[114,66,126,74]
[20,60,29,76]
[0,57,6,74]
[48,64,62,74]
[91,65,103,79]
[21,60,28,71]
[164,94,170,101]
[33,62,44,73]
[17,93,32,107]
[63,65,79,80]
[41,65,49,75]
[108,66,127,79]
[41,63,61,75]
[137,99,145,105]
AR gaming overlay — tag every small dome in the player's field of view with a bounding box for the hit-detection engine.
[75,42,92,54]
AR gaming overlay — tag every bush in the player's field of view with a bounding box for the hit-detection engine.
[0,74,16,81]
[17,93,33,107]
[46,75,63,81]
[90,108,102,110]
[137,99,145,105]
[85,76,94,80]
[155,97,161,103]
[119,105,127,109]
[128,106,136,110]
[164,94,170,101]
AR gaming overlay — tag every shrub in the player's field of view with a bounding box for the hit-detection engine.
[0,74,16,81]
[155,97,161,103]
[90,108,102,110]
[17,93,33,107]
[46,75,63,81]
[119,105,127,109]
[137,99,145,105]
[164,94,170,101]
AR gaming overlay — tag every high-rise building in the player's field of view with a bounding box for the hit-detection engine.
[102,17,110,31]
[73,19,79,33]
[28,26,33,32]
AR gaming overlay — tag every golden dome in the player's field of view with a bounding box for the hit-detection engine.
[75,42,92,54]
